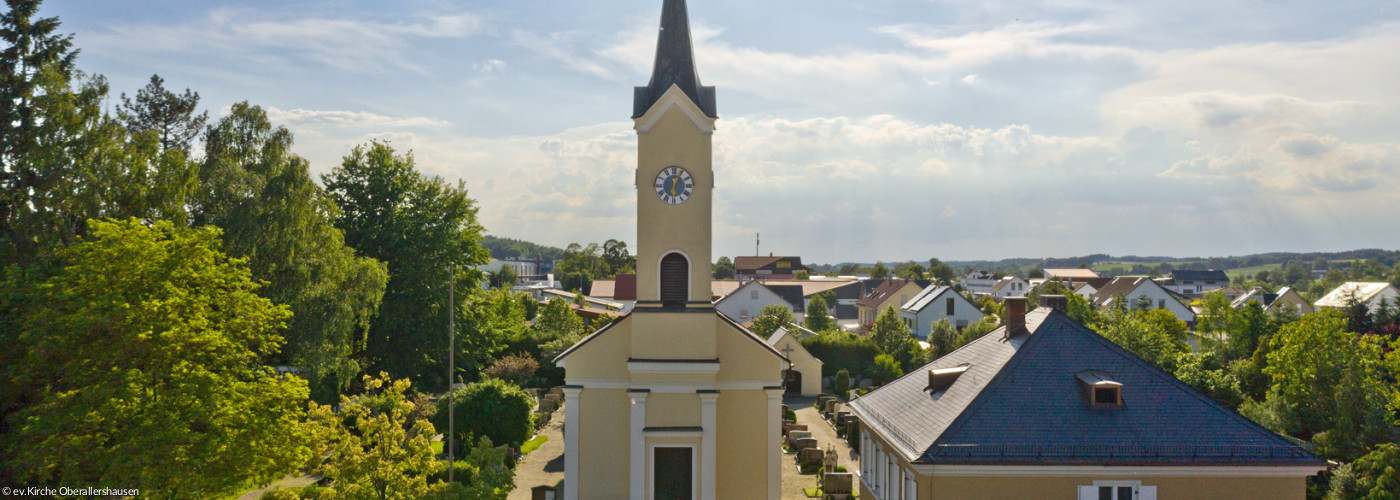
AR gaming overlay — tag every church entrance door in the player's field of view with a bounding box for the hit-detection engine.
[653,446,693,500]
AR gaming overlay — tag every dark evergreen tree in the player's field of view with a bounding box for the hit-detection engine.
[118,74,208,155]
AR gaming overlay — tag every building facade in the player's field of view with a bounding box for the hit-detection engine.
[553,2,786,498]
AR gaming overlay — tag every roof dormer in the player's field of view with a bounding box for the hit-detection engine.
[1076,370,1123,409]
[927,364,970,393]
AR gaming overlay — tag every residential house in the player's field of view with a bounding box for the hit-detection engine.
[857,279,931,327]
[586,274,637,313]
[1314,282,1400,313]
[989,276,1029,299]
[1072,282,1098,301]
[767,326,822,396]
[848,297,1325,500]
[899,286,985,339]
[1166,269,1231,297]
[960,270,1000,295]
[1042,268,1101,287]
[1231,287,1314,315]
[713,280,802,323]
[1092,276,1196,326]
[734,255,810,280]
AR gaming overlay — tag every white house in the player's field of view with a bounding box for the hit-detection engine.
[1093,276,1196,326]
[1315,282,1400,313]
[713,280,801,323]
[1072,282,1098,301]
[961,269,1000,295]
[1232,286,1313,315]
[990,275,1029,299]
[899,285,985,339]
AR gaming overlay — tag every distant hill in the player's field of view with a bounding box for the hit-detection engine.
[482,235,566,262]
[814,249,1400,278]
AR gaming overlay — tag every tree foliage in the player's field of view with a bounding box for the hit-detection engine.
[870,261,889,279]
[712,256,734,279]
[1093,308,1190,372]
[1258,311,1395,461]
[802,333,880,378]
[323,141,490,391]
[117,74,207,155]
[489,263,518,289]
[307,373,438,500]
[750,303,796,338]
[926,318,958,360]
[804,293,836,332]
[481,353,539,387]
[433,378,536,452]
[3,219,310,497]
[870,354,904,385]
[1326,443,1400,500]
[869,305,911,355]
[196,102,388,400]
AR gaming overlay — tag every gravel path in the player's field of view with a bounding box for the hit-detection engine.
[782,394,861,499]
[507,413,566,499]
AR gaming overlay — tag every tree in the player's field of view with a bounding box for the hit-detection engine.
[870,261,889,279]
[870,354,904,385]
[750,304,796,338]
[1326,443,1400,500]
[1259,311,1394,461]
[433,378,536,452]
[834,369,850,396]
[534,297,585,338]
[928,258,955,285]
[323,141,491,391]
[869,305,910,355]
[804,294,836,332]
[3,219,310,496]
[117,74,207,155]
[1028,268,1045,279]
[481,353,539,387]
[307,373,439,500]
[197,103,388,400]
[953,316,999,350]
[926,318,958,360]
[1094,308,1190,372]
[601,238,635,275]
[713,256,735,279]
[490,263,518,289]
[795,270,810,280]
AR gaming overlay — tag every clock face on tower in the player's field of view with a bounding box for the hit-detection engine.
[653,166,694,205]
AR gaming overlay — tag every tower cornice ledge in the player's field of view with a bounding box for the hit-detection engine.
[634,84,716,135]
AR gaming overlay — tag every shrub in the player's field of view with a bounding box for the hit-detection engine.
[834,369,850,396]
[803,334,879,377]
[433,378,536,452]
[481,353,539,387]
[260,490,300,500]
[869,354,903,385]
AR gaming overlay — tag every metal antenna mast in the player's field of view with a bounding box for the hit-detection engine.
[448,264,455,483]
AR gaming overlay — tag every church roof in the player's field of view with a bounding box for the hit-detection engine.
[634,0,716,118]
[848,308,1324,467]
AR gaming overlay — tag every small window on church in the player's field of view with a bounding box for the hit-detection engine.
[660,253,689,306]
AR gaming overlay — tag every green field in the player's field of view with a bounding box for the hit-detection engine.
[1225,263,1283,281]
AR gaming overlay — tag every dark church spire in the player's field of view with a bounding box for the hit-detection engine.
[633,0,716,118]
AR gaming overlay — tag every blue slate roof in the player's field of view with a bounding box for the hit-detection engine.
[848,308,1323,466]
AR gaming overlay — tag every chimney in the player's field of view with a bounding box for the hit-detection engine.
[1040,294,1068,314]
[1004,297,1027,337]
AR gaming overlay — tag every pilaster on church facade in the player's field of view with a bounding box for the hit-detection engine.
[552,1,787,499]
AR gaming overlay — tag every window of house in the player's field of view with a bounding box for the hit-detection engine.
[1078,481,1155,500]
[750,289,759,300]
[1076,371,1124,409]
[946,297,955,315]
[740,309,748,320]
[1157,299,1165,309]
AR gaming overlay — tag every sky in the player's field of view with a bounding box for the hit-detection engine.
[43,0,1400,264]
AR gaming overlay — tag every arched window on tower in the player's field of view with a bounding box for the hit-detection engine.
[660,252,689,306]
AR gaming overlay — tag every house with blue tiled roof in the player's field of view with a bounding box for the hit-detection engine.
[847,296,1325,500]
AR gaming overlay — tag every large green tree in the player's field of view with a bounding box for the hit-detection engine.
[307,373,439,500]
[323,141,491,391]
[3,219,310,497]
[869,305,911,355]
[196,103,388,400]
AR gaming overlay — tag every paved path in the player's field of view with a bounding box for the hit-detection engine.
[507,413,566,500]
[782,395,861,499]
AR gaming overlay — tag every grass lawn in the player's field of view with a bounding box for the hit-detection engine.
[521,434,548,455]
[1227,263,1282,281]
[804,487,823,498]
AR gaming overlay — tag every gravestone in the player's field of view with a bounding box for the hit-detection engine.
[823,447,838,472]
[823,472,854,498]
[858,379,873,390]
[535,410,552,426]
[792,437,818,453]
[548,386,564,399]
[824,399,837,415]
[544,393,563,406]
[781,404,789,414]
[822,376,832,389]
[786,430,812,448]
[835,411,850,425]
[531,485,558,500]
[783,423,807,437]
[798,446,824,466]
[538,398,558,414]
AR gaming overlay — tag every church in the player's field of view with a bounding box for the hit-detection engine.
[551,1,789,498]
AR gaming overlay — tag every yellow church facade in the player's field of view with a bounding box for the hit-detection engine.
[552,1,788,499]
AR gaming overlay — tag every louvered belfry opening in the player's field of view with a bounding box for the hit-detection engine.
[660,252,689,306]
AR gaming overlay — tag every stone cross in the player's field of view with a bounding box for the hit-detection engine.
[780,343,795,359]
[824,444,838,472]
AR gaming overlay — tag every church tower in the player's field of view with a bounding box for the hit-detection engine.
[553,2,787,499]
[633,0,715,307]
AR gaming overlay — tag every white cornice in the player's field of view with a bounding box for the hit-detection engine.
[627,360,721,373]
[634,84,715,135]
